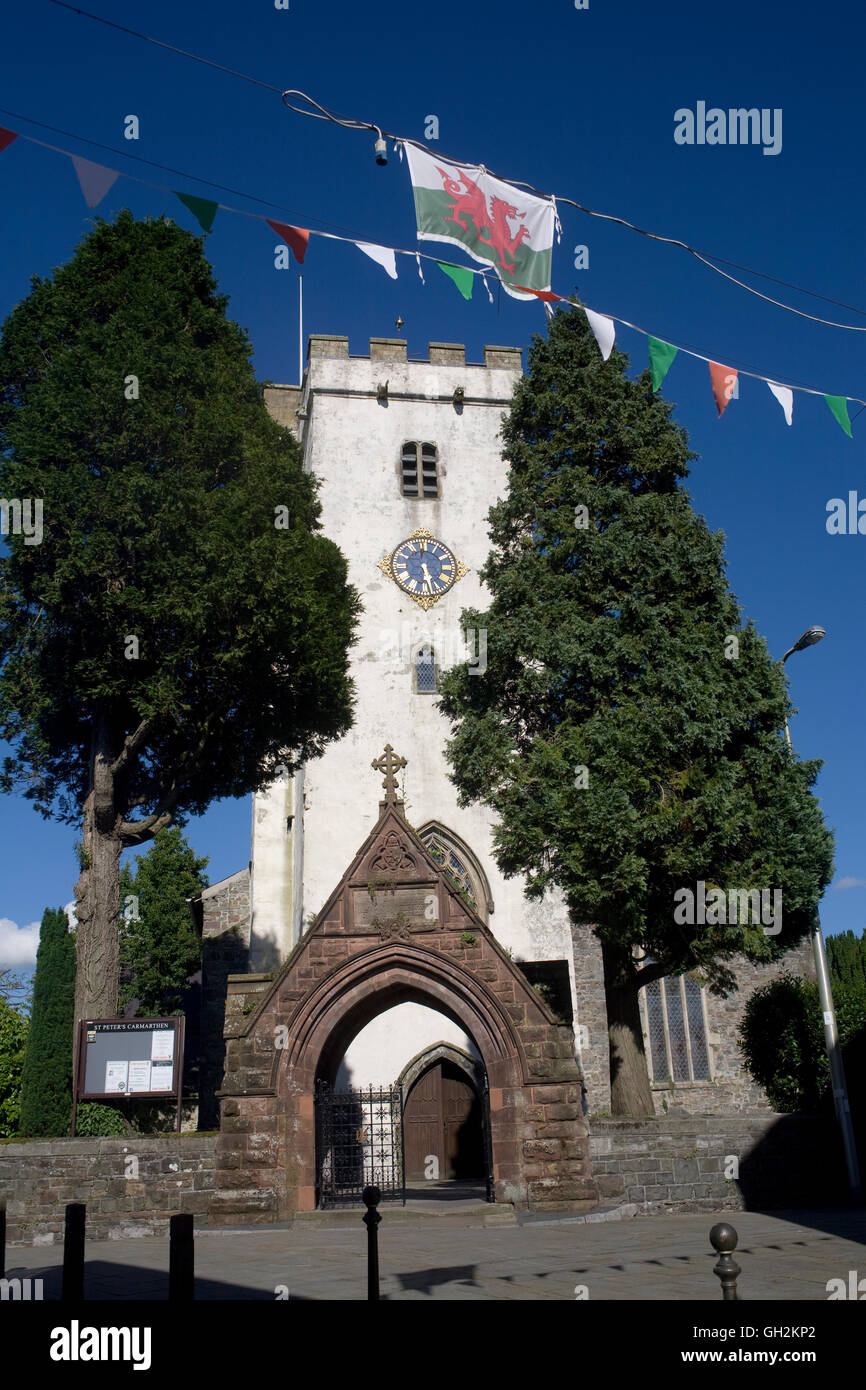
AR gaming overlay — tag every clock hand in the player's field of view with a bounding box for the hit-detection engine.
[421,563,432,582]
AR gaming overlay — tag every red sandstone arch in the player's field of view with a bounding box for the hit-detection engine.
[278,944,527,1081]
[272,946,529,1212]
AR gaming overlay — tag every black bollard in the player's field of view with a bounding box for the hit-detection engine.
[0,1200,5,1280]
[61,1203,86,1303]
[169,1213,195,1301]
[709,1222,741,1301]
[362,1185,382,1302]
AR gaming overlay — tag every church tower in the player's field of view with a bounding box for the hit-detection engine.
[248,334,592,1096]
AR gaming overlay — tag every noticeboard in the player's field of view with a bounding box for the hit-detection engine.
[76,1017,184,1102]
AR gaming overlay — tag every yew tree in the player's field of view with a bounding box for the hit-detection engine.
[438,304,834,1116]
[119,826,209,1016]
[0,211,360,1024]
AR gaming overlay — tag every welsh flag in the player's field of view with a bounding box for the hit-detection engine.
[404,144,555,301]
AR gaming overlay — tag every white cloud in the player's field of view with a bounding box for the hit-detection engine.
[0,917,41,969]
[832,876,866,891]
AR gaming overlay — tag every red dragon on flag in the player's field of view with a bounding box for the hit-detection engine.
[435,165,531,278]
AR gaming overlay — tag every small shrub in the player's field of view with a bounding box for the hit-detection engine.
[739,974,826,1111]
[75,1103,129,1137]
[460,933,477,946]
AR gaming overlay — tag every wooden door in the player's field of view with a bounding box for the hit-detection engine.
[404,1062,442,1181]
[404,1061,485,1182]
[441,1062,484,1179]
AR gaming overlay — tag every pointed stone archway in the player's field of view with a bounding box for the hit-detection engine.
[210,751,597,1222]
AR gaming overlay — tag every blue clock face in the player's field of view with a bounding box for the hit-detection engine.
[392,536,457,600]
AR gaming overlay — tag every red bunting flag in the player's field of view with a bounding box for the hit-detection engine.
[0,127,19,154]
[266,221,309,264]
[708,361,738,417]
[514,286,562,302]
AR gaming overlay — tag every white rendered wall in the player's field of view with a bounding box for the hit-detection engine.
[335,1002,479,1089]
[250,345,576,974]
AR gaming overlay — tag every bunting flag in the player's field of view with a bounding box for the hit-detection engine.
[584,307,615,361]
[265,220,309,264]
[767,381,793,425]
[648,338,677,392]
[825,394,853,438]
[69,155,120,209]
[515,286,562,302]
[0,117,859,440]
[403,142,555,300]
[355,242,397,279]
[437,260,474,300]
[709,361,738,417]
[175,192,218,234]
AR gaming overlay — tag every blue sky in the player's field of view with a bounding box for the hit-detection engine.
[1,0,864,971]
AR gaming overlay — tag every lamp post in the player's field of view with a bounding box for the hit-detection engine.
[782,626,862,1203]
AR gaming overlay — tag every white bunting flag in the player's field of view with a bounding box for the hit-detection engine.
[767,381,793,425]
[584,307,616,361]
[355,242,398,279]
[70,155,120,209]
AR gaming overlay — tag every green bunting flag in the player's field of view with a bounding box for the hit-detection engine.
[824,394,853,438]
[437,261,474,300]
[174,193,218,234]
[648,337,678,392]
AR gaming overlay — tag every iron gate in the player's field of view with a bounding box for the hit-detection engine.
[315,1081,405,1208]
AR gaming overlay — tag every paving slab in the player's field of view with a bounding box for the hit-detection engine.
[3,1207,864,1300]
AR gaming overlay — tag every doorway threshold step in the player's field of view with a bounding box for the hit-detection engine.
[295,1203,517,1228]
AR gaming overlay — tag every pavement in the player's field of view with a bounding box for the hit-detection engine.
[4,1207,866,1300]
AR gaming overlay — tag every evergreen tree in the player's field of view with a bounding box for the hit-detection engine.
[0,211,361,1022]
[119,826,208,1015]
[19,907,75,1136]
[438,305,834,1116]
[826,929,866,995]
[0,997,28,1137]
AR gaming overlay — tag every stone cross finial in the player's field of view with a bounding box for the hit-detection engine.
[372,744,406,804]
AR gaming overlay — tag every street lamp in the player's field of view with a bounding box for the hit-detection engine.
[782,626,862,1203]
[781,627,825,748]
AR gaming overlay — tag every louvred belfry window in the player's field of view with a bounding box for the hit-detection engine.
[401,443,439,498]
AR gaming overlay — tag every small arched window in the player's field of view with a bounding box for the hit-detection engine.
[415,644,436,693]
[401,442,439,498]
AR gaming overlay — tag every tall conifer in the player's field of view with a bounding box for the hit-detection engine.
[19,906,75,1136]
[439,305,834,1115]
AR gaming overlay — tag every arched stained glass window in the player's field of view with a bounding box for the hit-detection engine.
[419,823,493,924]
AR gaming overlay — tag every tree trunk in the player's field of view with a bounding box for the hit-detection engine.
[73,713,122,1025]
[602,941,655,1117]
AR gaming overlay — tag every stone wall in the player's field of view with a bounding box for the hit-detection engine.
[570,922,610,1114]
[199,870,251,1129]
[0,1135,217,1246]
[590,1112,847,1214]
